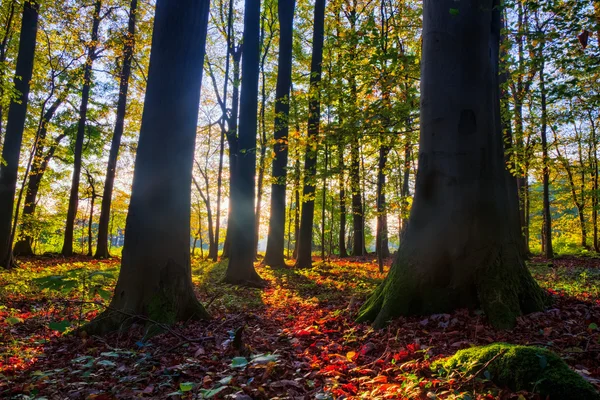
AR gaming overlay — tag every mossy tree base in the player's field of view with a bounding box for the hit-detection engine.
[84,260,209,335]
[357,243,546,329]
[433,343,600,399]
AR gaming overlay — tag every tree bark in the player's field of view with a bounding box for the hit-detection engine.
[295,0,326,269]
[357,0,545,330]
[14,97,66,256]
[376,145,391,265]
[95,0,137,259]
[0,0,39,268]
[0,0,16,143]
[62,0,102,256]
[539,51,553,259]
[338,143,348,257]
[85,0,210,334]
[264,0,295,268]
[224,0,264,285]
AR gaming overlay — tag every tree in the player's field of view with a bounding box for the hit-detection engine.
[357,0,545,330]
[95,0,138,259]
[86,0,210,333]
[223,0,264,285]
[62,0,102,256]
[0,0,39,268]
[295,0,326,269]
[263,0,296,268]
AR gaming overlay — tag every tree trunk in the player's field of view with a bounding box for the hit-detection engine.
[590,112,599,252]
[95,0,137,259]
[84,0,210,334]
[338,143,348,257]
[14,96,65,256]
[400,138,411,238]
[221,49,241,260]
[539,53,553,259]
[376,145,391,265]
[0,0,39,268]
[350,140,364,256]
[357,0,545,330]
[0,0,16,143]
[62,0,101,256]
[264,0,295,268]
[295,0,326,269]
[224,0,264,285]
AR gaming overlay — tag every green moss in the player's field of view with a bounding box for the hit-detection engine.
[147,290,177,325]
[433,343,599,400]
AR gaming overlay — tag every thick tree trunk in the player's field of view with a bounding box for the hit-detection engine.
[224,0,264,285]
[85,0,210,334]
[0,0,39,268]
[95,0,137,259]
[400,139,411,238]
[295,0,326,269]
[376,145,391,265]
[357,0,545,330]
[264,0,295,268]
[62,0,101,256]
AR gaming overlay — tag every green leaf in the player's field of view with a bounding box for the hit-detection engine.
[49,320,71,333]
[200,386,227,398]
[180,382,194,392]
[97,360,116,367]
[589,323,598,330]
[230,357,248,368]
[449,8,459,16]
[100,352,120,358]
[6,316,24,325]
[251,354,279,364]
[96,288,112,301]
[218,375,233,385]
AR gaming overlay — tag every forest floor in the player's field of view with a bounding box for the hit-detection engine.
[0,255,599,399]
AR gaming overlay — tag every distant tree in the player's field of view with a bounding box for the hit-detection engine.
[86,0,210,333]
[223,0,264,285]
[295,0,326,269]
[95,0,138,259]
[264,0,296,268]
[62,0,102,256]
[0,0,39,268]
[357,0,545,329]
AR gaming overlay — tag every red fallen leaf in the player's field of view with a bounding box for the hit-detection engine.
[368,375,388,384]
[341,383,358,394]
[295,327,320,337]
[407,343,420,353]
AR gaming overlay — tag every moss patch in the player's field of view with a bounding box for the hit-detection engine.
[433,343,599,400]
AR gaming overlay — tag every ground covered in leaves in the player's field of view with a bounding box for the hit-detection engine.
[1,255,599,399]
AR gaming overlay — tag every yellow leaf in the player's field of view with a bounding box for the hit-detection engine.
[346,351,356,361]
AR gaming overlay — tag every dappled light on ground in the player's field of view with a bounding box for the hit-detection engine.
[1,256,599,398]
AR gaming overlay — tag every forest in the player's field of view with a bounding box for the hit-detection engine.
[0,0,600,398]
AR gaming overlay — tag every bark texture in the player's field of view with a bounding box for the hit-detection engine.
[0,0,39,268]
[295,0,326,269]
[357,0,545,330]
[224,0,264,285]
[85,0,210,334]
[264,0,295,268]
